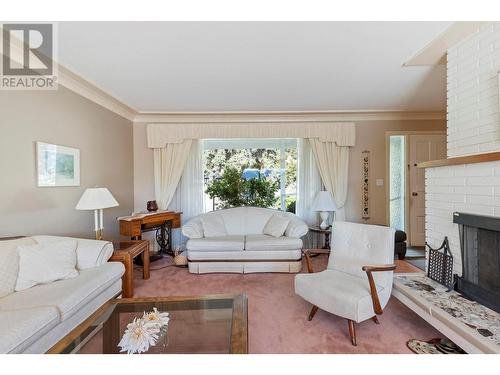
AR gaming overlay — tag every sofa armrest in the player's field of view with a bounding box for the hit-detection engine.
[182,218,204,239]
[32,235,113,270]
[285,217,308,238]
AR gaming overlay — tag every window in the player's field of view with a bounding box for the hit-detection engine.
[389,135,406,231]
[203,139,297,212]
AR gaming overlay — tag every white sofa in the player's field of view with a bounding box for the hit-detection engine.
[182,207,308,274]
[0,236,125,354]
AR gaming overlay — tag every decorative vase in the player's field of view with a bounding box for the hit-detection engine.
[147,200,158,212]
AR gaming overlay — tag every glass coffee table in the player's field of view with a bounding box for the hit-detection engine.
[47,294,248,354]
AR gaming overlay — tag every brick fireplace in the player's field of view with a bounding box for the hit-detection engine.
[425,22,500,277]
[388,23,500,354]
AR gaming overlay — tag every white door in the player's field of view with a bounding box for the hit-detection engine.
[409,134,446,246]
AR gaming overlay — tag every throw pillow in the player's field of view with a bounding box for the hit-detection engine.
[15,240,79,291]
[201,214,227,237]
[0,238,36,298]
[263,214,290,238]
[32,235,113,270]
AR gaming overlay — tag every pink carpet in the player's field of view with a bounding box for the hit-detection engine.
[133,256,441,353]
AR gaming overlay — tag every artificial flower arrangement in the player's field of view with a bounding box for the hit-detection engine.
[118,307,170,354]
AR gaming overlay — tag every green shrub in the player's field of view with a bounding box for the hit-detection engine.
[206,166,279,209]
[286,196,296,213]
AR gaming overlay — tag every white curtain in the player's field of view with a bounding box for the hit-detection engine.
[296,139,322,225]
[168,140,205,247]
[153,139,193,210]
[309,138,350,221]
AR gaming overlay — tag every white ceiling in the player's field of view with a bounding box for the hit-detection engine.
[57,22,452,113]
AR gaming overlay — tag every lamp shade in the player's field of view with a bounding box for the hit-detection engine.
[311,191,336,212]
[75,188,119,210]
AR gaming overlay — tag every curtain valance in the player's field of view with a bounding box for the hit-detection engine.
[147,122,355,148]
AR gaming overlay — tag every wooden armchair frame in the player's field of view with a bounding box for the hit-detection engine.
[302,248,330,273]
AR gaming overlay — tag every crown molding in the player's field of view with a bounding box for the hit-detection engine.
[403,21,489,66]
[0,24,137,121]
[57,66,137,121]
[133,110,446,123]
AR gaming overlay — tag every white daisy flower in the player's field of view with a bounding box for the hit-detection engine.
[143,307,170,328]
[118,317,160,354]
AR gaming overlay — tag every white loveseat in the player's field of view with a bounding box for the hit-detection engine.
[182,207,308,274]
[0,236,125,354]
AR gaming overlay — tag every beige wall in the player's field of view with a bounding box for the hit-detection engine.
[133,122,155,212]
[0,86,134,238]
[133,119,445,225]
[345,119,445,225]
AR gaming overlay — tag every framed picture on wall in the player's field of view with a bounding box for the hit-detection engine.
[36,142,80,187]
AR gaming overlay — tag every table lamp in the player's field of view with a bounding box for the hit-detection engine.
[311,191,336,229]
[76,187,119,240]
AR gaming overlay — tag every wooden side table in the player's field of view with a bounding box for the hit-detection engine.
[109,240,150,298]
[308,225,332,249]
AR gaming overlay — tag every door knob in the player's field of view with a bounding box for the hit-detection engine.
[412,192,418,197]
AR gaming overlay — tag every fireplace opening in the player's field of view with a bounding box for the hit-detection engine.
[453,212,500,313]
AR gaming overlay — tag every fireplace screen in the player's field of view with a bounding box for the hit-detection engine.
[453,212,500,313]
[426,237,454,289]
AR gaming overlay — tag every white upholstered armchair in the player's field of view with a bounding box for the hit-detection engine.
[294,221,396,346]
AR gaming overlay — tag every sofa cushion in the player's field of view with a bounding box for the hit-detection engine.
[186,235,245,252]
[15,240,79,291]
[245,234,302,251]
[295,269,387,323]
[0,306,60,354]
[0,262,124,321]
[263,214,290,238]
[0,238,36,298]
[201,214,228,238]
[33,235,114,270]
